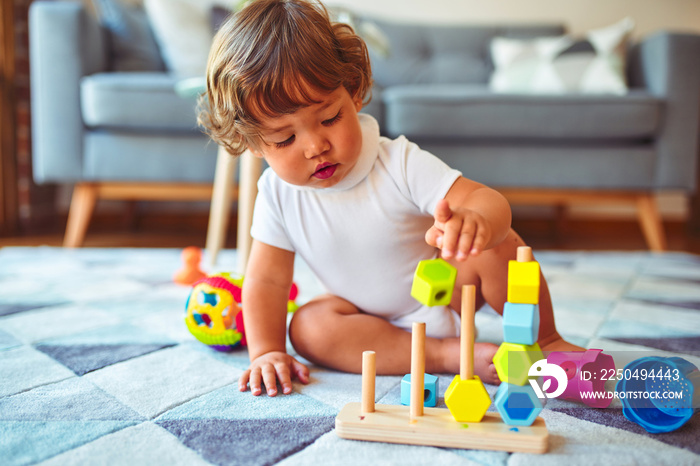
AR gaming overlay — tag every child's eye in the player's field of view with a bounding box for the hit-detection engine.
[275,135,295,149]
[322,110,343,126]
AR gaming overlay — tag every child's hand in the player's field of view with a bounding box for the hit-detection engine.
[426,199,493,261]
[239,351,310,396]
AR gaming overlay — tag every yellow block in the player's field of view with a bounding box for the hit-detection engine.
[507,260,540,304]
[444,375,492,423]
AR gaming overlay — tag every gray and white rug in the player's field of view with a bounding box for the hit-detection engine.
[1,247,698,465]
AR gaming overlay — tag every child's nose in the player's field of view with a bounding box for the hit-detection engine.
[304,133,330,159]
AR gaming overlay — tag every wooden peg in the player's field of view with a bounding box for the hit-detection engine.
[460,284,476,380]
[361,351,376,414]
[410,322,426,421]
[517,246,533,263]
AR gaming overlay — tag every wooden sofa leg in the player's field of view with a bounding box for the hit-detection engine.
[63,183,98,248]
[236,150,262,274]
[205,146,238,266]
[636,194,667,252]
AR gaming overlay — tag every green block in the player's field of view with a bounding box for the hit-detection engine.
[493,342,544,386]
[410,258,457,307]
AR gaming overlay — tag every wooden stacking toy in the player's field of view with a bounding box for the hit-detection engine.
[493,246,545,426]
[335,284,549,453]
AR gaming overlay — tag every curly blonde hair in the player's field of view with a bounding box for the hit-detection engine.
[198,0,373,156]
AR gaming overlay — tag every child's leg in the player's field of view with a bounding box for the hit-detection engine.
[448,228,583,353]
[289,230,580,387]
[289,294,468,378]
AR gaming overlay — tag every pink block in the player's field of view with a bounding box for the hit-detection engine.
[545,349,615,408]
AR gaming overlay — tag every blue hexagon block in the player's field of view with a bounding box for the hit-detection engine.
[503,302,540,345]
[401,373,438,407]
[495,382,543,426]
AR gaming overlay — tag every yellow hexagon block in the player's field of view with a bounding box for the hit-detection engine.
[444,375,492,423]
[410,258,457,307]
[507,260,540,304]
[493,342,544,386]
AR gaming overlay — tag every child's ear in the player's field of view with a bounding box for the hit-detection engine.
[353,97,363,112]
[248,147,265,159]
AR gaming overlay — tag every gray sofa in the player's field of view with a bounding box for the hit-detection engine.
[363,19,700,251]
[30,1,700,251]
[30,1,219,247]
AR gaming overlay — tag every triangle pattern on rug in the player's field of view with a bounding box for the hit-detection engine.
[0,421,138,466]
[0,329,21,350]
[607,336,700,356]
[627,297,700,312]
[551,407,700,455]
[0,302,67,317]
[157,417,336,466]
[36,343,176,376]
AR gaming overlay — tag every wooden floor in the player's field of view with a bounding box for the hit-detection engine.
[1,212,700,254]
[513,217,700,253]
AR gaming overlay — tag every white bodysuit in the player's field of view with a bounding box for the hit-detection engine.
[250,114,463,337]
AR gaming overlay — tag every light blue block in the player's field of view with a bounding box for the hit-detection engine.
[494,382,543,426]
[503,302,539,345]
[400,373,438,407]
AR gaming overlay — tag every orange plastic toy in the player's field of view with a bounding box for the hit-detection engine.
[174,246,207,286]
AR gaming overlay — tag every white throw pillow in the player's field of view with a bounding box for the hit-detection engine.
[143,0,229,77]
[489,17,635,95]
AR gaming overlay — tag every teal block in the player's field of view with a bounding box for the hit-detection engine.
[503,302,539,345]
[400,373,438,407]
[494,383,543,426]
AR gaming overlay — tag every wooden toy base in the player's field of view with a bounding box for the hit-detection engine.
[335,402,548,454]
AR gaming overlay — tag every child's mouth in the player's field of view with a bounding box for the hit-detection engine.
[312,162,338,180]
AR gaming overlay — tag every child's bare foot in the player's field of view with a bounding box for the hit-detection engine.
[474,342,500,385]
[440,338,500,385]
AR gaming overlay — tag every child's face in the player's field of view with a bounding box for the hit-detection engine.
[250,85,364,189]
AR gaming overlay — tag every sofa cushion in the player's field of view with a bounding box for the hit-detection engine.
[368,20,564,87]
[419,142,656,189]
[382,84,661,140]
[143,0,227,77]
[81,72,200,130]
[84,131,217,181]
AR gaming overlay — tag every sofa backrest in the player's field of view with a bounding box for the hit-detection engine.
[90,0,166,73]
[367,19,565,88]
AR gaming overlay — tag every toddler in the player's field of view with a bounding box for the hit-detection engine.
[199,0,582,397]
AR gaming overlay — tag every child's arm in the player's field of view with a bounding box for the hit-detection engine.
[239,240,310,396]
[426,177,512,260]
